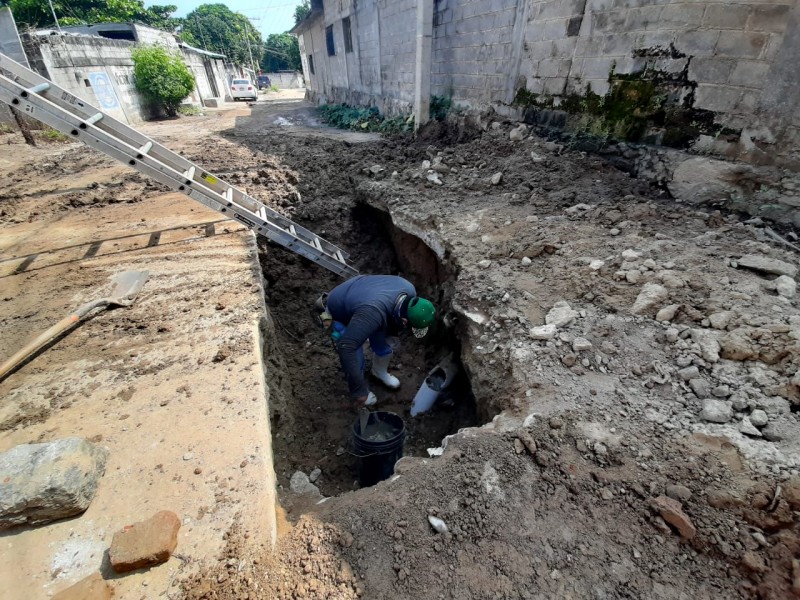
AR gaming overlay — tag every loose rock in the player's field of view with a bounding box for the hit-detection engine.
[545,301,579,327]
[0,437,107,529]
[736,254,797,278]
[749,409,769,427]
[776,275,797,298]
[52,573,112,600]
[427,516,448,534]
[530,324,557,340]
[699,399,733,423]
[651,495,696,539]
[109,510,181,573]
[631,283,669,316]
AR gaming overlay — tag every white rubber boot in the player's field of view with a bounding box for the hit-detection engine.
[364,391,377,407]
[370,353,400,389]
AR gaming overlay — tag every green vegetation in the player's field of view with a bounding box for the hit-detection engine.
[177,104,202,116]
[514,66,720,147]
[41,127,70,141]
[131,46,195,117]
[0,122,13,134]
[262,33,301,72]
[4,0,180,30]
[294,0,311,25]
[270,84,280,93]
[318,104,411,133]
[181,4,263,67]
[319,95,455,134]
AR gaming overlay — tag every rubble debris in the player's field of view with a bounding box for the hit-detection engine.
[52,573,112,600]
[736,254,797,278]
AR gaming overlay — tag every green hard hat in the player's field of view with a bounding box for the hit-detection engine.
[407,297,435,337]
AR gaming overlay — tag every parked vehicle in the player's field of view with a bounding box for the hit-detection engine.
[230,79,257,101]
[257,75,271,90]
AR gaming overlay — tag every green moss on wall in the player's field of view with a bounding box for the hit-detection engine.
[514,58,730,148]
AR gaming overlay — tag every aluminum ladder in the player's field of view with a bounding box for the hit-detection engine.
[0,53,358,278]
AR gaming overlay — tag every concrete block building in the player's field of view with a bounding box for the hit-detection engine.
[292,0,799,168]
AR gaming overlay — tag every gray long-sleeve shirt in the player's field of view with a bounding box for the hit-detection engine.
[326,275,416,397]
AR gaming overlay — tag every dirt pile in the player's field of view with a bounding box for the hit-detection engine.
[177,109,800,599]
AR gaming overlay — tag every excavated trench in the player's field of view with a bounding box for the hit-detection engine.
[258,202,487,505]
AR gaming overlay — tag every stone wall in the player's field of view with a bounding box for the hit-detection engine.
[296,0,800,169]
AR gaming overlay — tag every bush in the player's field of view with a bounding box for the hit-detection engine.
[131,46,195,117]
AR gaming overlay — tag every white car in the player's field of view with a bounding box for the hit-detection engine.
[230,79,257,101]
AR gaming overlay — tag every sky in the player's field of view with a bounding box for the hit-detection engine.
[145,0,301,37]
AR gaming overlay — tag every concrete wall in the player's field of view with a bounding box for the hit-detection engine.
[296,0,800,168]
[262,72,305,88]
[19,33,230,124]
[23,34,154,124]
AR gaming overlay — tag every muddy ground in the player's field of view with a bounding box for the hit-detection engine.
[3,95,800,599]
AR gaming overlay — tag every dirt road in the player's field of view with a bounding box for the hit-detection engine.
[3,90,800,599]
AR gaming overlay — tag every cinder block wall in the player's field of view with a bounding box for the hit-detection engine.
[299,0,799,168]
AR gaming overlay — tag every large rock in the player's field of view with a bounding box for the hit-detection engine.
[776,275,797,298]
[691,329,722,363]
[736,254,797,278]
[52,573,112,600]
[631,283,669,316]
[668,157,754,206]
[109,510,180,573]
[699,399,733,423]
[0,438,107,529]
[545,301,578,328]
[289,471,320,496]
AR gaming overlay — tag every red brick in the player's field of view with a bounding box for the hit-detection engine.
[109,510,180,573]
[52,573,112,600]
[651,495,696,540]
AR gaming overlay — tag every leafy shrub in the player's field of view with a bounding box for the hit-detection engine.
[270,84,280,92]
[319,96,453,134]
[132,46,195,117]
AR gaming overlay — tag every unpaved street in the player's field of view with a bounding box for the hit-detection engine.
[3,91,800,599]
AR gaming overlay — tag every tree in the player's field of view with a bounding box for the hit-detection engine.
[181,4,262,67]
[293,0,310,25]
[131,45,194,117]
[5,0,180,31]
[261,33,301,73]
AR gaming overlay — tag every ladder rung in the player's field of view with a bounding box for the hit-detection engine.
[257,207,267,220]
[85,112,103,125]
[288,225,297,236]
[29,82,50,93]
[138,141,153,155]
[184,166,195,180]
[312,238,322,251]
[335,251,344,263]
[225,188,233,202]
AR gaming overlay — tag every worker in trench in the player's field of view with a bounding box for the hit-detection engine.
[315,275,436,409]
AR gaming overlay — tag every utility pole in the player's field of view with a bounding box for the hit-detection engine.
[47,0,62,33]
[240,14,258,79]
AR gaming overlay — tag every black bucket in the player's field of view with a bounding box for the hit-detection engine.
[351,411,406,487]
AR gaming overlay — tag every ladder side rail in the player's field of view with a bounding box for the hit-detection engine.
[0,80,357,277]
[0,53,198,173]
[0,59,357,276]
[236,189,350,259]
